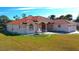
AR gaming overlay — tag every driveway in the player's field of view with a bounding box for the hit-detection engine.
[69,31,79,34]
[41,31,79,34]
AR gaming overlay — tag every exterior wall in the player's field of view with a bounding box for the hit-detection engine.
[20,24,37,34]
[12,25,19,33]
[52,24,67,32]
[7,24,13,32]
[67,25,76,32]
[7,20,76,34]
[47,23,53,32]
[7,23,37,34]
[7,24,20,33]
[52,24,76,32]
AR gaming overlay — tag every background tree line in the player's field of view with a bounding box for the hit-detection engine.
[49,14,73,21]
[49,14,79,22]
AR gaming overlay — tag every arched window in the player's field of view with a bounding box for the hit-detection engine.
[22,22,27,24]
[47,22,51,26]
[29,24,34,30]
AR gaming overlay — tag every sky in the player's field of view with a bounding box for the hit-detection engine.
[0,7,79,20]
[0,0,79,20]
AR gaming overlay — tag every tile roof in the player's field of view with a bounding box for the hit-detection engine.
[7,16,75,25]
[8,17,33,25]
[7,16,50,25]
[52,19,76,25]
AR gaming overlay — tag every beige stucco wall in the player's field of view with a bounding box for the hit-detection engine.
[7,22,38,34]
[52,24,76,32]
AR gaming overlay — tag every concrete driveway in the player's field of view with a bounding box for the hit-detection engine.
[41,31,79,34]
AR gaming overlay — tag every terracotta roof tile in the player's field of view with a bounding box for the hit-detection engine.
[53,19,75,25]
[7,16,50,25]
[7,16,75,25]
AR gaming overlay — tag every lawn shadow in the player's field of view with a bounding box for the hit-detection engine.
[0,31,21,36]
[1,31,41,36]
[1,30,71,36]
[51,31,70,34]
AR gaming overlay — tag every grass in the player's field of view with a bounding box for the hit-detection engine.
[0,33,79,51]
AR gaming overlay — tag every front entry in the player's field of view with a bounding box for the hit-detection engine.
[40,22,46,32]
[47,22,53,32]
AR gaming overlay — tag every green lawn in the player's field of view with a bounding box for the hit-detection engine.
[0,33,79,51]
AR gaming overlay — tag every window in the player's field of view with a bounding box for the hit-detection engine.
[29,24,34,30]
[58,25,61,28]
[22,22,27,28]
[22,22,27,24]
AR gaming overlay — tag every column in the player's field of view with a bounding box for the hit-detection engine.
[45,23,47,32]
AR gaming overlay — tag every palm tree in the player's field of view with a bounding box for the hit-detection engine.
[22,13,26,18]
[13,15,20,20]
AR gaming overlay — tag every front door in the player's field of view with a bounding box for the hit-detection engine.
[41,22,46,32]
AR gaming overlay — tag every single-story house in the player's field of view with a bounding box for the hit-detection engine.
[6,16,77,34]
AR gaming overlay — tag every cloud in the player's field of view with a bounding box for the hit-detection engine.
[15,7,54,11]
[16,7,36,10]
[16,7,56,11]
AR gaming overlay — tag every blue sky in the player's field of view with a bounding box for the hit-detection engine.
[0,7,79,20]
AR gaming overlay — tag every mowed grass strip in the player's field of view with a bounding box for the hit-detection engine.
[0,34,79,51]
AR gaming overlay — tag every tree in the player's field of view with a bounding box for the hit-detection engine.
[59,15,65,19]
[50,15,55,20]
[64,14,72,20]
[13,15,20,20]
[75,15,79,22]
[0,15,10,23]
[22,13,26,18]
[0,15,10,32]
